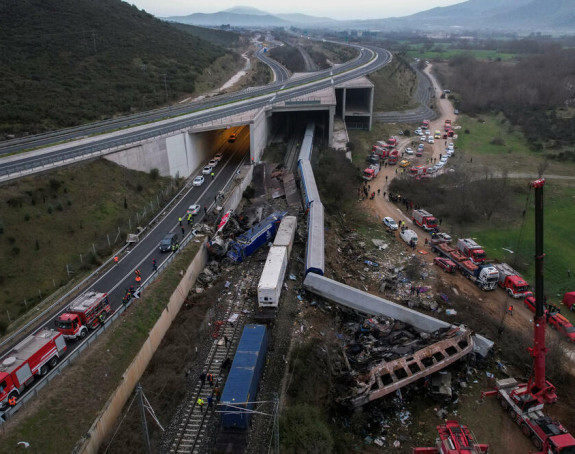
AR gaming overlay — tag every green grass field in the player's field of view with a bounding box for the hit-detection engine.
[472,181,575,299]
[0,160,176,331]
[449,113,575,316]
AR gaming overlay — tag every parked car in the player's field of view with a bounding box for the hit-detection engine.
[159,232,178,252]
[399,159,411,168]
[425,129,431,135]
[202,165,213,175]
[209,159,218,168]
[404,147,413,155]
[428,137,435,144]
[427,166,438,174]
[454,109,459,115]
[440,155,448,163]
[414,129,423,135]
[434,257,457,273]
[187,204,201,216]
[435,232,452,243]
[228,133,237,143]
[434,161,445,170]
[383,216,398,230]
[193,176,204,186]
[446,149,454,157]
[213,153,223,161]
[420,135,426,142]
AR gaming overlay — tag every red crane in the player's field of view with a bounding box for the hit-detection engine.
[413,420,489,453]
[483,179,575,453]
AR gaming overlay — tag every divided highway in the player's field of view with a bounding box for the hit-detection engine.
[0,45,391,179]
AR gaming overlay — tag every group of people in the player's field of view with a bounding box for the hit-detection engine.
[197,368,226,412]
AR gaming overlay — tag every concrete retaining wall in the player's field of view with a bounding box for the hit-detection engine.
[106,130,212,179]
[222,165,254,213]
[81,245,208,454]
[250,107,271,162]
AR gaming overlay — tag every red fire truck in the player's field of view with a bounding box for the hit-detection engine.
[0,329,67,409]
[55,291,112,340]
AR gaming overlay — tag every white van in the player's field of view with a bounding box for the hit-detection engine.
[400,229,418,246]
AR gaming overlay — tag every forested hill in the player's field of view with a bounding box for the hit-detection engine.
[0,0,235,137]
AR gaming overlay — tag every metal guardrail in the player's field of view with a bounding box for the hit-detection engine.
[0,173,196,353]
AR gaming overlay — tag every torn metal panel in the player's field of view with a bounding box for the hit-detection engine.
[303,273,493,358]
[342,327,473,408]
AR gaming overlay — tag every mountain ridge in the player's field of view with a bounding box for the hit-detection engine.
[165,0,575,33]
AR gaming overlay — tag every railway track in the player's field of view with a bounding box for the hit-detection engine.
[168,270,258,454]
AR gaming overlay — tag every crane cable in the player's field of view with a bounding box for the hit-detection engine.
[512,183,534,266]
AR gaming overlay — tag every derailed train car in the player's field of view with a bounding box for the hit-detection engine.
[220,325,268,429]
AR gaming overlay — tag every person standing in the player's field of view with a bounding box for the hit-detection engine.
[181,226,185,236]
[210,172,215,180]
[152,259,157,272]
[200,372,206,385]
[178,217,182,226]
[197,397,205,411]
[114,255,119,265]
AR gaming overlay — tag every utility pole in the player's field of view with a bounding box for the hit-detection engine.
[137,383,152,454]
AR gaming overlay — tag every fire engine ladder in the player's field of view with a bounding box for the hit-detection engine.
[346,328,474,408]
[438,423,485,453]
[168,272,256,454]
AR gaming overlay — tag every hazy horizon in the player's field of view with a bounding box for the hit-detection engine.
[127,0,465,21]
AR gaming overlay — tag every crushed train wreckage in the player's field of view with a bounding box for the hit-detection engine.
[303,273,493,408]
[337,319,473,408]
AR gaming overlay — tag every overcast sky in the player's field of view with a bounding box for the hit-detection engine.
[128,0,465,20]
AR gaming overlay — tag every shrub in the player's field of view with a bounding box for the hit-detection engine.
[150,168,160,180]
[24,213,30,221]
[490,137,505,146]
[280,405,334,454]
[49,178,61,192]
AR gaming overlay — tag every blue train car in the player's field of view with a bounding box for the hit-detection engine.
[297,121,315,162]
[305,201,325,275]
[227,212,287,263]
[220,325,268,429]
[298,160,320,209]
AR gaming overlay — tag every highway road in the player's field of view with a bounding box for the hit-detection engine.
[255,47,290,82]
[0,128,250,413]
[0,44,391,180]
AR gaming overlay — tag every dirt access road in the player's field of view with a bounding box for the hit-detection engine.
[354,64,575,452]
[360,63,555,337]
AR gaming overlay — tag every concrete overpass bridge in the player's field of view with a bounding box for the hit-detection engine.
[0,44,391,182]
